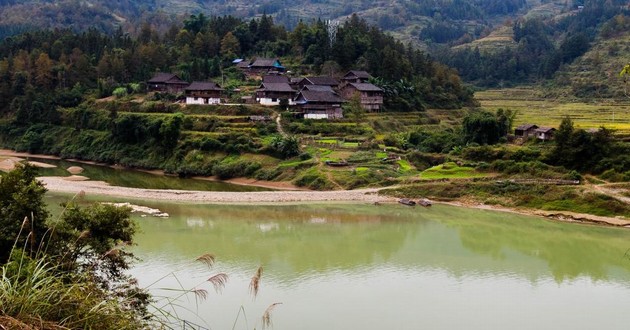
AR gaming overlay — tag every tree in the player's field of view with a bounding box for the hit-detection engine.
[462,110,505,145]
[343,92,365,123]
[0,163,49,262]
[220,32,241,59]
[34,53,53,89]
[620,63,630,97]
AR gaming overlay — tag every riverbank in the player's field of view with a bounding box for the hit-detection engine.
[39,176,393,204]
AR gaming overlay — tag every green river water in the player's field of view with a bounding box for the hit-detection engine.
[45,193,630,330]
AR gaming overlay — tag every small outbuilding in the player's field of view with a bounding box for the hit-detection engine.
[514,124,539,139]
[535,127,556,141]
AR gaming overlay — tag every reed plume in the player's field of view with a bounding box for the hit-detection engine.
[249,266,263,299]
[195,253,216,268]
[261,302,282,329]
[207,273,228,293]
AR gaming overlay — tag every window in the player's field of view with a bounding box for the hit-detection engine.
[272,98,277,102]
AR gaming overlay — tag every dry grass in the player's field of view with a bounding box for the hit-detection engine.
[261,303,282,330]
[249,266,263,299]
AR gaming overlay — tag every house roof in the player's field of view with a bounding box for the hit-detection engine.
[515,124,538,131]
[148,72,187,84]
[536,127,556,133]
[295,91,344,103]
[302,85,334,92]
[343,70,372,80]
[263,75,290,84]
[302,76,339,86]
[259,83,296,93]
[250,58,284,68]
[346,83,382,92]
[185,81,223,91]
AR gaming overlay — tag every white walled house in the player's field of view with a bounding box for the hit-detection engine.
[185,81,224,105]
[255,83,297,106]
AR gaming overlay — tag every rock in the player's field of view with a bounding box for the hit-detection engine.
[67,166,84,174]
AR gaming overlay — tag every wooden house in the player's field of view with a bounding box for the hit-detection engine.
[341,83,384,112]
[255,83,296,106]
[297,76,340,90]
[514,124,539,139]
[342,70,372,84]
[147,73,189,93]
[185,81,224,105]
[535,127,556,141]
[294,90,344,119]
[247,58,285,75]
[301,85,334,92]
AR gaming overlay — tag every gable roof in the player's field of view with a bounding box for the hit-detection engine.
[295,91,344,103]
[259,83,296,93]
[515,124,538,131]
[536,127,556,133]
[346,83,383,92]
[263,75,290,84]
[250,58,284,68]
[343,70,372,80]
[302,76,339,86]
[185,81,223,91]
[148,72,187,84]
[302,85,334,92]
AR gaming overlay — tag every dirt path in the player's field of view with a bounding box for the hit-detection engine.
[275,113,287,137]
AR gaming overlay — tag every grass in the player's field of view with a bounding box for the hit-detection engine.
[419,162,489,180]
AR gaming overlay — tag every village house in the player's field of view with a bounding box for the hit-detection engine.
[535,127,556,141]
[297,76,340,90]
[342,70,372,84]
[147,72,189,93]
[340,82,384,111]
[247,58,285,75]
[255,82,296,106]
[514,124,539,139]
[301,85,335,92]
[184,81,224,105]
[294,90,344,119]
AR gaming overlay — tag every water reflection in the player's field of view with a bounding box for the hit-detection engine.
[121,202,630,284]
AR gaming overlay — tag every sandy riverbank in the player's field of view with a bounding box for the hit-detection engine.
[39,176,394,204]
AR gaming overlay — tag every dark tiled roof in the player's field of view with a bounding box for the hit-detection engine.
[536,127,556,133]
[251,58,282,67]
[515,124,538,131]
[259,83,296,92]
[263,75,290,83]
[148,72,186,84]
[185,81,223,91]
[347,83,382,92]
[296,91,344,103]
[343,70,372,79]
[303,76,339,86]
[302,85,334,92]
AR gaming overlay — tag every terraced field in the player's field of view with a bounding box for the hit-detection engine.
[477,88,630,135]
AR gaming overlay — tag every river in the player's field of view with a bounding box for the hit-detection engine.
[46,194,630,329]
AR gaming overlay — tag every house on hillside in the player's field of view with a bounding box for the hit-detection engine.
[340,82,384,112]
[294,90,344,119]
[255,82,296,106]
[247,58,285,75]
[184,81,224,105]
[535,127,556,141]
[342,70,372,84]
[514,124,539,139]
[297,76,340,90]
[147,73,189,93]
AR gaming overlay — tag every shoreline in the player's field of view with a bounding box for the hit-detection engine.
[3,149,628,228]
[38,175,630,228]
[0,149,300,191]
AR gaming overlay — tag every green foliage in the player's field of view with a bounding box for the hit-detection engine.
[462,110,509,145]
[112,86,128,98]
[0,163,49,262]
[268,135,301,159]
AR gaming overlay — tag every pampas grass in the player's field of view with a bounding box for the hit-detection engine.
[249,266,263,299]
[261,303,282,329]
